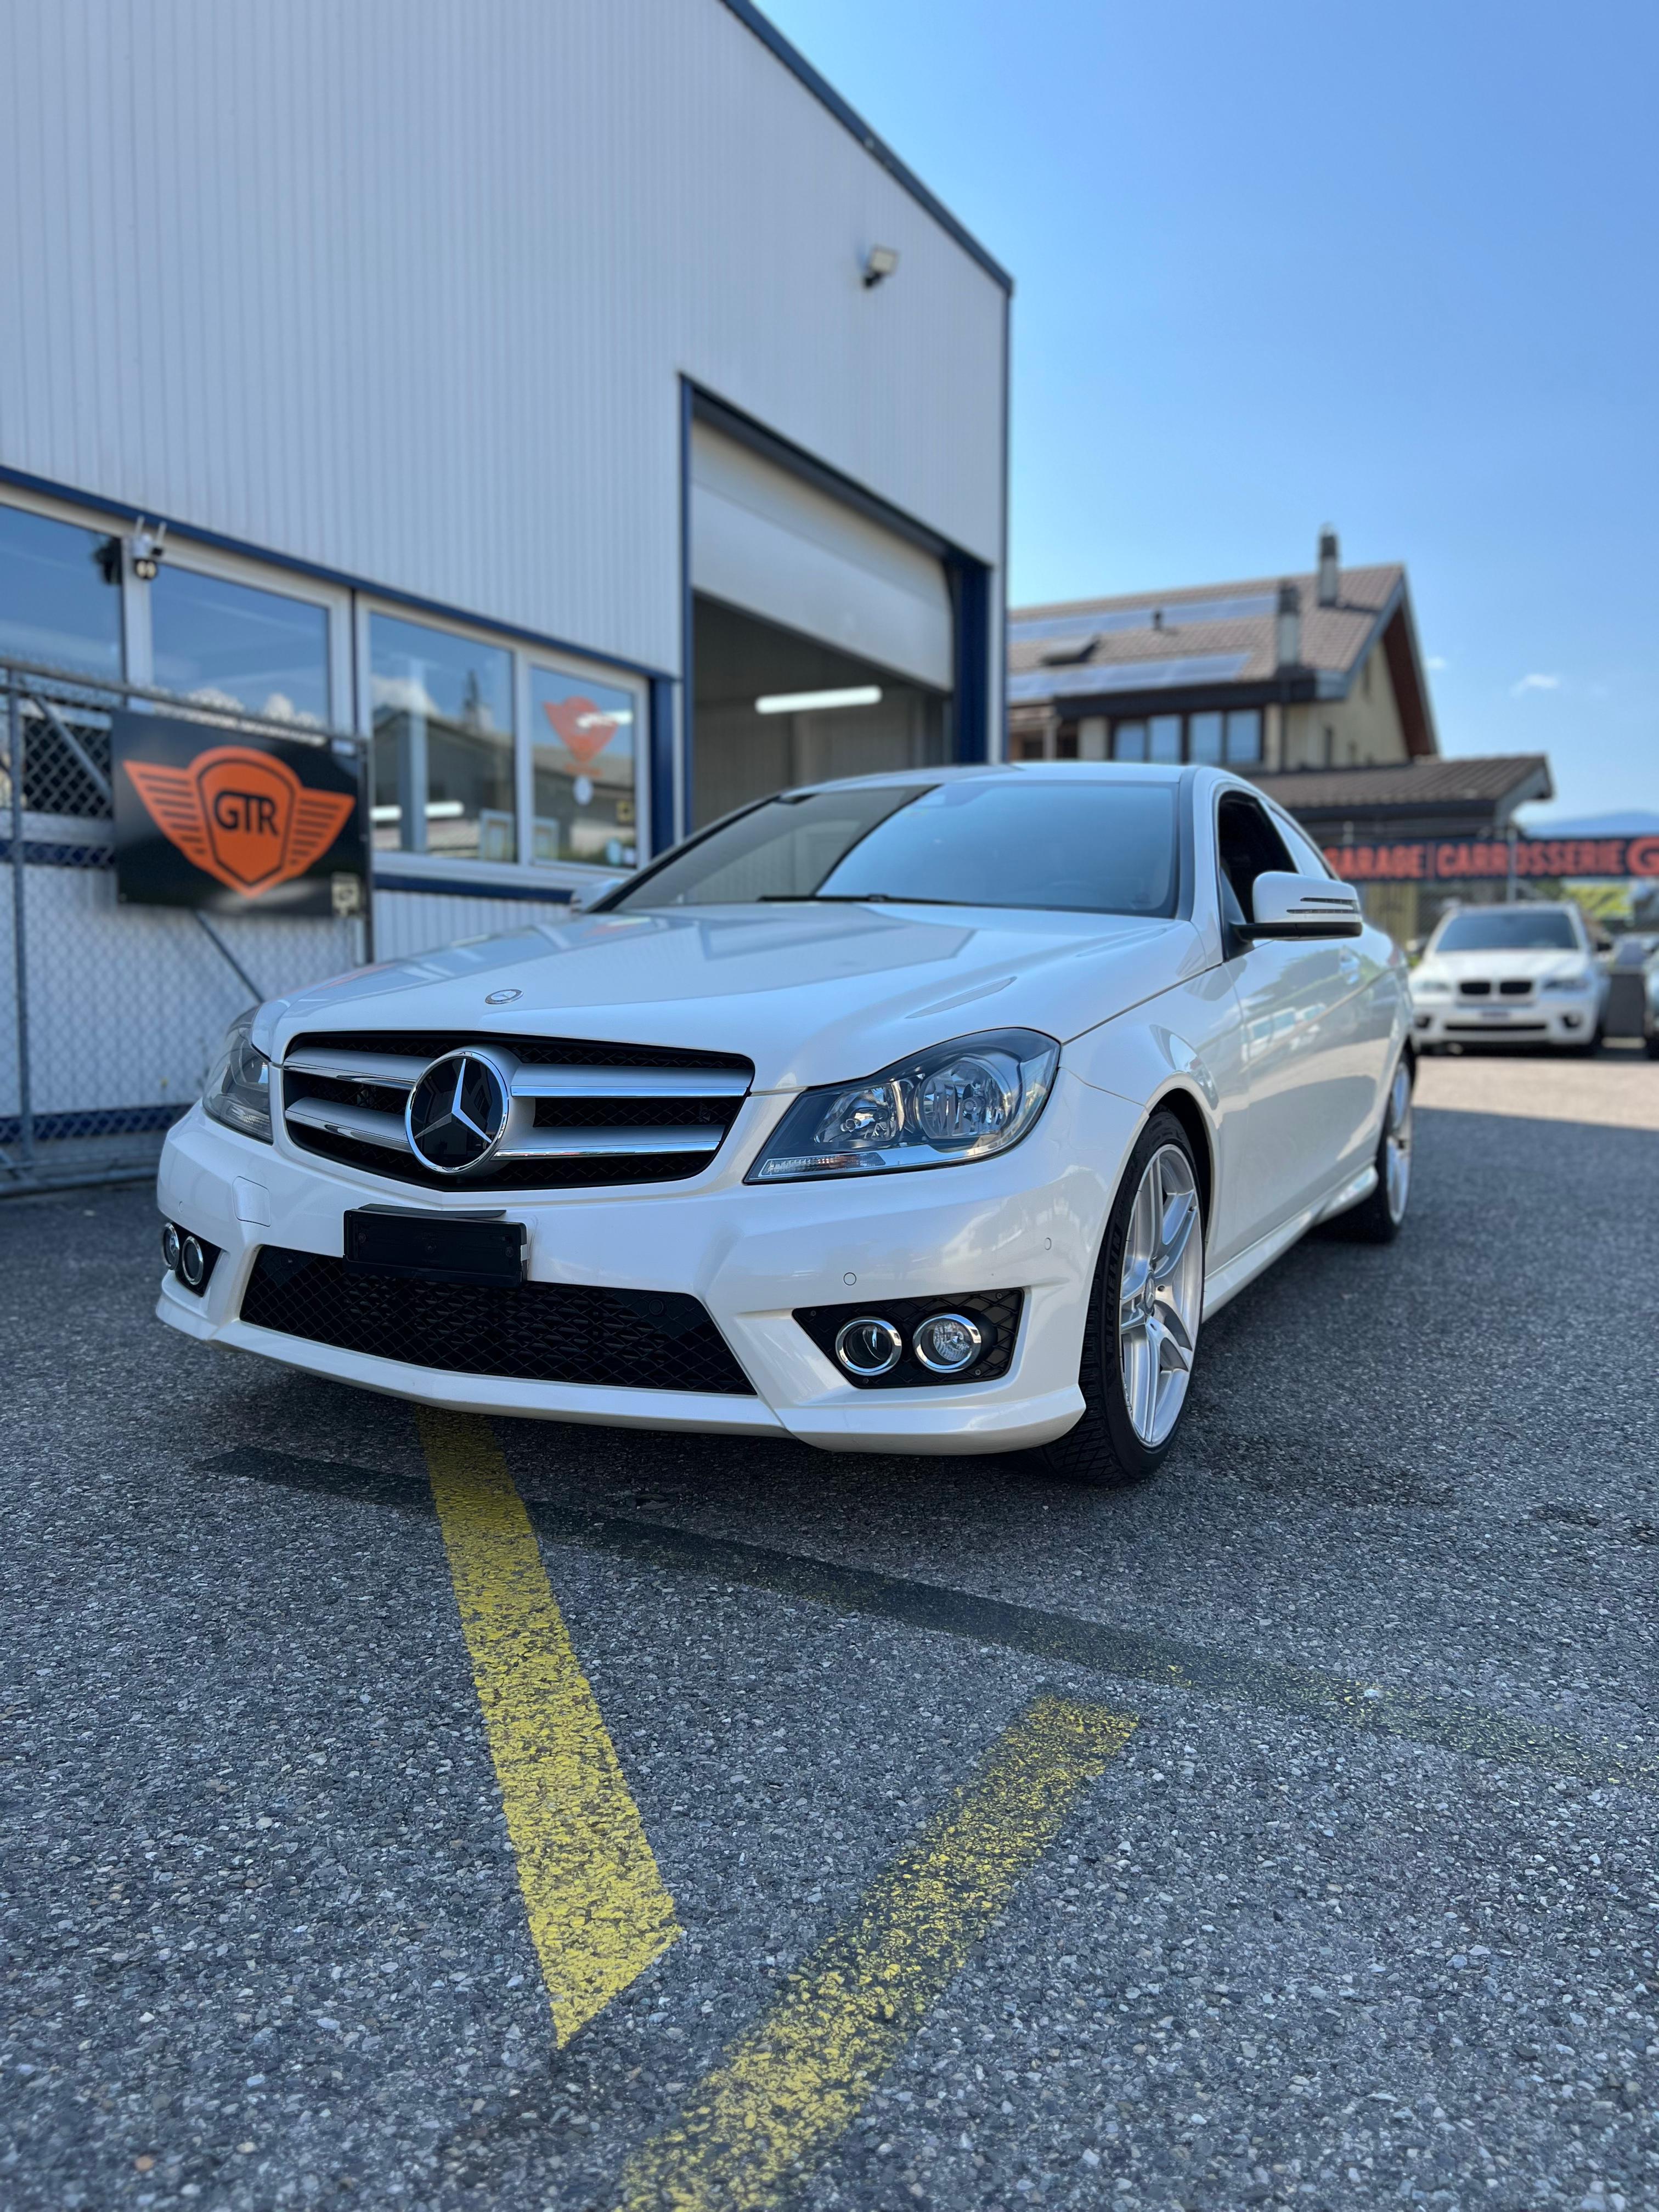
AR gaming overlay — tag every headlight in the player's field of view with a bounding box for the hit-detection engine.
[1410,975,1451,998]
[1543,968,1593,994]
[204,1005,273,1143]
[748,1029,1059,1183]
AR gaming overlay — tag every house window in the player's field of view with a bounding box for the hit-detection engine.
[1187,712,1223,765]
[1014,731,1047,761]
[1148,714,1182,764]
[370,613,515,860]
[151,565,331,725]
[1113,721,1148,762]
[1054,725,1080,760]
[0,501,123,678]
[1224,709,1262,765]
[530,664,639,870]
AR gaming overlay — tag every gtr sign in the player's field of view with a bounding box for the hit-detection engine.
[113,712,367,917]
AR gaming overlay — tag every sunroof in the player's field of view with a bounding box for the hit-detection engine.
[1009,652,1254,702]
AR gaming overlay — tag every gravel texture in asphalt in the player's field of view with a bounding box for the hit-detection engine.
[2,1057,1655,2211]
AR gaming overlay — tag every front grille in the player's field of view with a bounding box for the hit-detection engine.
[793,1289,1024,1390]
[1499,979,1534,998]
[278,1030,753,1192]
[240,1248,755,1394]
[1458,980,1492,998]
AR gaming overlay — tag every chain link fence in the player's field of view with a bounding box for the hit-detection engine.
[1,661,369,1195]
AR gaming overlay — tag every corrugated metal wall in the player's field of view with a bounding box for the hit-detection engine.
[0,0,1006,687]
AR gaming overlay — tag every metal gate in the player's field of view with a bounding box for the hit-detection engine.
[1,659,370,1195]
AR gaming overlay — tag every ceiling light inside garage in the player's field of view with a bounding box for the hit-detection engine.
[755,685,883,715]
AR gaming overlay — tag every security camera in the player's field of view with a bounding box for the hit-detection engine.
[862,245,899,289]
[129,517,168,580]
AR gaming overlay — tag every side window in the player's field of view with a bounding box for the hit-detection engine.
[1216,792,1295,929]
[1269,809,1335,881]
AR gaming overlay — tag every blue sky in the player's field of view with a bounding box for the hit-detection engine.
[765,0,1656,822]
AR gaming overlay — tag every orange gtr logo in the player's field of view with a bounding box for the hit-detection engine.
[123,745,356,898]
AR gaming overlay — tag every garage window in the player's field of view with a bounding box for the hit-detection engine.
[370,613,516,860]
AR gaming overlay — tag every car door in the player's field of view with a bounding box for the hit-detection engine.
[1267,802,1397,1182]
[1217,791,1353,1245]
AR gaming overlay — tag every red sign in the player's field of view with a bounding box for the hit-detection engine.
[1324,835,1659,885]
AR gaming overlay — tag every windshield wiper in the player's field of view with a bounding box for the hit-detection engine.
[756,891,971,906]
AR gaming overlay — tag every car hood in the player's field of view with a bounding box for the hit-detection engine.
[1415,947,1591,986]
[264,904,1207,1091]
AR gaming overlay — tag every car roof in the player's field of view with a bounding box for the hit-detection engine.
[770,761,1245,799]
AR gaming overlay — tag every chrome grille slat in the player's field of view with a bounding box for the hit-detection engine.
[505,1126,723,1160]
[285,1097,412,1152]
[282,1047,429,1089]
[507,1065,752,1100]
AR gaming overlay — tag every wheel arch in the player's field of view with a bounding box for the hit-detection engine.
[1145,1081,1216,1242]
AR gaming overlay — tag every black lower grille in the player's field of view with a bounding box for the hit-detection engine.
[240,1248,754,1395]
[793,1289,1023,1390]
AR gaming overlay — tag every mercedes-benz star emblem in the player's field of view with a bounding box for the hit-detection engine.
[405,1049,511,1174]
[485,988,522,1006]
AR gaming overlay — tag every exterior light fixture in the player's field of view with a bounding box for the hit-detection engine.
[862,245,899,289]
[755,686,882,715]
[128,516,168,580]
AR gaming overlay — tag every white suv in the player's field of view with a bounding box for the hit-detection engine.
[1410,902,1606,1052]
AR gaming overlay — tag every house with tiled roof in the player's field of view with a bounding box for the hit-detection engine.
[1008,530,1435,774]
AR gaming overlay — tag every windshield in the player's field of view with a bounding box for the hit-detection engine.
[610,778,1180,917]
[1434,909,1580,953]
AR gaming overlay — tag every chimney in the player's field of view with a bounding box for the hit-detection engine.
[1317,527,1340,607]
[1276,579,1302,669]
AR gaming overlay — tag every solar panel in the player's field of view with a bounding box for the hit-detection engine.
[1007,653,1254,702]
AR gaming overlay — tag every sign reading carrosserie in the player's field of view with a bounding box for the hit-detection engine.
[1324,833,1659,885]
[113,711,366,917]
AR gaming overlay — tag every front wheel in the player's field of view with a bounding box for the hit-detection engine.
[1030,1110,1205,1487]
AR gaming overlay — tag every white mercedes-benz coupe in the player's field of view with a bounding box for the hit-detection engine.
[157,765,1416,1487]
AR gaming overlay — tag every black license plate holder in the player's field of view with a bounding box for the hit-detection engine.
[343,1211,525,1289]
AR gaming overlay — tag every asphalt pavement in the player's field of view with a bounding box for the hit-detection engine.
[2,1057,1656,2212]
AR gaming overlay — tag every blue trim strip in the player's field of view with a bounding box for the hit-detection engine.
[374,872,573,905]
[0,464,673,684]
[0,839,113,870]
[1,1101,185,1145]
[949,555,992,763]
[649,674,677,861]
[718,1,1012,295]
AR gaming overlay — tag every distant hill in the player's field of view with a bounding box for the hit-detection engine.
[1519,810,1659,838]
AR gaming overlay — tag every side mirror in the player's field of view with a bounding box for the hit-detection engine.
[1248,871,1364,940]
[567,874,627,915]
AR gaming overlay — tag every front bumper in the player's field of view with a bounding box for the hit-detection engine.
[1410,993,1599,1047]
[156,1072,1141,1454]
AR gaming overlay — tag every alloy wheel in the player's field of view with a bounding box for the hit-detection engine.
[1385,1061,1414,1224]
[1118,1142,1203,1447]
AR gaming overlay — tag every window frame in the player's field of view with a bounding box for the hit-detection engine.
[355,593,650,885]
[144,537,349,726]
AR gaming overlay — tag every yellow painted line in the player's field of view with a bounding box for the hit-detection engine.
[420,1409,681,2045]
[616,1692,1136,2211]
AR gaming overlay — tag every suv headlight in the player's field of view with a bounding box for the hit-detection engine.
[204,1005,273,1142]
[1410,972,1451,998]
[749,1029,1059,1183]
[1543,967,1593,994]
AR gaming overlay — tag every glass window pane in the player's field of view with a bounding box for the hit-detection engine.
[1188,710,1223,765]
[1149,714,1182,764]
[529,665,639,870]
[1113,721,1148,762]
[151,565,329,724]
[1224,708,1262,764]
[370,613,514,859]
[0,503,122,677]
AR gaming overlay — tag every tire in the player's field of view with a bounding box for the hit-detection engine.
[1336,1054,1414,1244]
[1029,1109,1204,1488]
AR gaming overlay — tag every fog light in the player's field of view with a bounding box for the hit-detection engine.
[179,1234,207,1289]
[833,1316,903,1378]
[912,1311,984,1374]
[161,1221,182,1271]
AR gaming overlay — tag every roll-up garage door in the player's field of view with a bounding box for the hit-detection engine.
[689,423,952,689]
